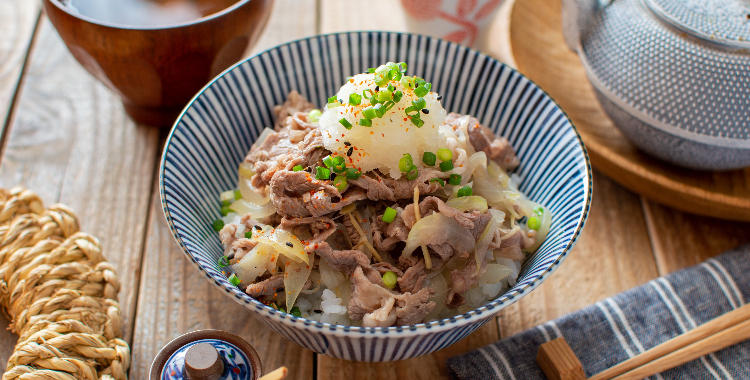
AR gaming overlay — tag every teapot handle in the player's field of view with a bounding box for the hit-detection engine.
[561,0,603,53]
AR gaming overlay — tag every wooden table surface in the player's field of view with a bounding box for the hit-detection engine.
[0,1,748,378]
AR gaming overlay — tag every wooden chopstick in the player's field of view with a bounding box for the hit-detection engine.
[610,318,750,379]
[258,366,288,380]
[589,303,750,380]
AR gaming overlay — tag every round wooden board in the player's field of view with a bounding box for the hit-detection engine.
[508,0,750,221]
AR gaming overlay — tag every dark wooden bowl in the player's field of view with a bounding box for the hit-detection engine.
[43,0,273,126]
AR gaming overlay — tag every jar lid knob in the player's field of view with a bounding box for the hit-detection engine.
[184,342,224,380]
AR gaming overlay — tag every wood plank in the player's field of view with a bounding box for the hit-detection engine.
[497,172,659,337]
[0,19,159,375]
[317,322,499,380]
[129,1,318,378]
[0,0,39,131]
[643,200,750,275]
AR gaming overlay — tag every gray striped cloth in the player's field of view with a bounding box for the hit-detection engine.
[447,244,750,379]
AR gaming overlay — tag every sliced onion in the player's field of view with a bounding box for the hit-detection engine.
[284,251,314,310]
[250,225,309,265]
[446,196,488,212]
[238,162,255,180]
[475,209,505,271]
[229,199,276,219]
[403,213,475,257]
[232,245,277,284]
[464,151,487,182]
[238,177,270,205]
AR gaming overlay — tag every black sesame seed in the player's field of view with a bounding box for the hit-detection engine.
[227,253,235,260]
[313,310,322,313]
[286,242,293,247]
[436,95,443,101]
[421,108,430,114]
[344,141,351,146]
[517,216,528,224]
[374,86,379,92]
[347,147,354,156]
[254,225,262,231]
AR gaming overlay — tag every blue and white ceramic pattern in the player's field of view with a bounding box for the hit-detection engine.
[160,31,592,362]
[562,0,750,170]
[162,339,253,380]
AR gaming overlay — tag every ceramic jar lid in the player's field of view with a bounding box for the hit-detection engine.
[150,330,262,380]
[577,0,750,148]
[645,0,750,48]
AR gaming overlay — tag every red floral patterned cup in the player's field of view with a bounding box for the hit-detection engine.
[400,0,504,48]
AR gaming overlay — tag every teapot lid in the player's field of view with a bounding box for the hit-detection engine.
[644,0,750,48]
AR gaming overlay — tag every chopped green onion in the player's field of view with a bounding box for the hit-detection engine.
[439,160,454,172]
[307,109,322,122]
[382,271,398,289]
[382,207,397,223]
[234,189,242,200]
[292,165,304,172]
[363,107,378,120]
[228,273,241,286]
[339,118,353,129]
[218,256,229,268]
[327,96,337,104]
[422,151,436,166]
[398,62,407,73]
[220,205,231,216]
[349,93,362,105]
[212,219,224,232]
[393,90,403,103]
[367,67,376,73]
[414,86,428,97]
[377,89,392,102]
[405,167,419,180]
[437,148,453,162]
[221,199,231,207]
[400,76,414,89]
[374,103,387,117]
[290,306,302,317]
[430,178,446,186]
[322,155,334,168]
[534,206,544,216]
[315,166,331,180]
[332,157,346,172]
[409,115,425,127]
[333,175,348,192]
[345,168,362,179]
[245,230,253,239]
[359,118,372,127]
[399,154,414,173]
[457,186,473,197]
[448,174,462,185]
[527,216,541,230]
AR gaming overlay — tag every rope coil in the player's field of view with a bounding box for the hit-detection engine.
[0,187,130,379]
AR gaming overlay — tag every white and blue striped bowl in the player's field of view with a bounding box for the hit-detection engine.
[160,31,592,362]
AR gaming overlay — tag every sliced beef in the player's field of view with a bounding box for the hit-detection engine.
[349,169,447,202]
[348,267,435,327]
[398,260,426,293]
[348,267,397,327]
[269,170,366,218]
[280,216,336,244]
[245,274,284,298]
[273,90,316,129]
[395,288,435,325]
[445,113,519,170]
[401,196,476,230]
[312,241,370,275]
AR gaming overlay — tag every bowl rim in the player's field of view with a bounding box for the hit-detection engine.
[160,31,593,337]
[45,0,255,31]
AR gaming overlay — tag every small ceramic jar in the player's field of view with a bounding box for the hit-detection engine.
[150,330,262,380]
